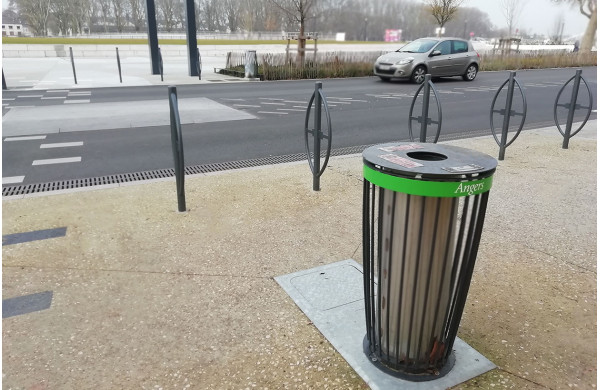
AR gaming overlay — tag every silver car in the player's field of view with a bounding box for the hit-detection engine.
[374,37,480,83]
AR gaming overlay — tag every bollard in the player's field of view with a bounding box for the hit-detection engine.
[362,142,497,379]
[196,47,202,80]
[408,74,442,143]
[116,47,123,83]
[168,86,186,212]
[69,47,78,85]
[490,71,527,161]
[304,82,332,191]
[553,69,593,150]
[159,47,164,82]
[2,70,7,90]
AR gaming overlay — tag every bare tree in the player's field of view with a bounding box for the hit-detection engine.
[11,0,51,35]
[424,0,465,36]
[112,0,127,32]
[98,0,112,32]
[552,0,596,51]
[157,0,178,32]
[268,0,316,65]
[128,0,145,31]
[501,0,526,37]
[548,14,565,43]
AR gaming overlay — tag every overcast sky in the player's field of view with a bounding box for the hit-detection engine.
[464,0,590,37]
[2,0,591,38]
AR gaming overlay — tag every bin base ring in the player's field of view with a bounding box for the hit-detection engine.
[363,335,456,382]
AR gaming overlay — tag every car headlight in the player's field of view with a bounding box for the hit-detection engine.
[395,58,414,65]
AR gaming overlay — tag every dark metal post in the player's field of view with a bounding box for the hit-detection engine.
[168,86,186,212]
[69,47,78,85]
[563,69,582,149]
[116,47,123,83]
[145,0,160,75]
[2,70,7,90]
[499,71,516,160]
[313,82,322,191]
[420,74,431,142]
[159,47,164,81]
[184,0,199,77]
[197,47,202,80]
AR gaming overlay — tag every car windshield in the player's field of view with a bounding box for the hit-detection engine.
[397,39,438,53]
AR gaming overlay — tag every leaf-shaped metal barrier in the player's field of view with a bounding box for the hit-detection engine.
[553,69,593,149]
[408,74,442,143]
[168,86,186,212]
[490,71,527,160]
[304,81,333,191]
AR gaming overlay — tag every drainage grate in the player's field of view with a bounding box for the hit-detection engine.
[2,144,370,197]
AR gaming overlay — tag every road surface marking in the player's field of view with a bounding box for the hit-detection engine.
[284,100,307,104]
[2,98,15,101]
[17,95,43,98]
[221,98,246,101]
[32,157,82,165]
[68,91,91,96]
[261,102,286,105]
[257,111,288,115]
[64,100,91,104]
[4,135,47,141]
[259,98,285,101]
[326,101,351,104]
[327,97,353,100]
[2,176,25,184]
[233,104,261,108]
[40,142,83,149]
[47,90,69,93]
[277,108,305,112]
[41,96,67,100]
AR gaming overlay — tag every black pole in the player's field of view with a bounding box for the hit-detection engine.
[184,0,199,77]
[168,86,186,212]
[499,71,516,160]
[69,47,78,85]
[116,47,123,83]
[563,69,582,149]
[145,0,160,75]
[197,47,202,80]
[420,74,431,142]
[2,70,7,90]
[159,47,164,81]
[313,82,322,191]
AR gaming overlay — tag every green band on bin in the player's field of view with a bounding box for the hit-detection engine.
[363,165,493,198]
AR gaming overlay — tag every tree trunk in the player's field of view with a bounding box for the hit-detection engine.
[298,20,306,67]
[581,8,596,51]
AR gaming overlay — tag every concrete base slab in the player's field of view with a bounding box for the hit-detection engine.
[275,259,496,390]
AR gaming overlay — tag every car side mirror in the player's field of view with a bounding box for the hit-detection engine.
[430,50,442,57]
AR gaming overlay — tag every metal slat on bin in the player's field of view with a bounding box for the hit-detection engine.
[362,142,497,381]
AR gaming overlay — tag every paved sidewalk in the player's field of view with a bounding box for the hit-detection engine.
[2,121,596,389]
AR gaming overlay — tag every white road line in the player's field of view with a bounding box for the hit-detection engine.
[3,176,25,184]
[327,101,352,104]
[257,111,288,115]
[41,96,67,100]
[221,98,246,101]
[2,98,16,101]
[47,90,69,93]
[40,142,84,149]
[64,99,91,104]
[327,97,353,100]
[259,98,285,101]
[233,104,261,108]
[17,95,43,98]
[379,96,405,99]
[32,157,82,165]
[293,106,307,109]
[284,100,307,104]
[5,135,47,141]
[277,108,305,112]
[68,92,91,96]
[261,102,286,105]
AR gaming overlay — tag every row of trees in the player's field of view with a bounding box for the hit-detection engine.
[4,0,596,51]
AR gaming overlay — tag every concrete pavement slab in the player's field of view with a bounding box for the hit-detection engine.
[2,121,596,389]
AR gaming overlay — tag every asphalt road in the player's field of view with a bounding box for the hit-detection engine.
[2,67,597,187]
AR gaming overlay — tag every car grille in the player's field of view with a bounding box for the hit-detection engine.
[375,66,395,75]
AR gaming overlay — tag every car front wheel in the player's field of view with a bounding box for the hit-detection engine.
[411,66,427,84]
[462,64,478,81]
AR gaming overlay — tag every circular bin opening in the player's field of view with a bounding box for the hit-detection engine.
[406,151,448,161]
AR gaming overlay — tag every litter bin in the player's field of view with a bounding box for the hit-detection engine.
[245,50,258,78]
[362,142,497,380]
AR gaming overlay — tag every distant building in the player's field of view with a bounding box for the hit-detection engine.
[2,24,30,37]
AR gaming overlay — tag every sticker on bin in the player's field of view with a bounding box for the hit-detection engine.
[442,164,485,173]
[378,144,425,152]
[378,154,424,168]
